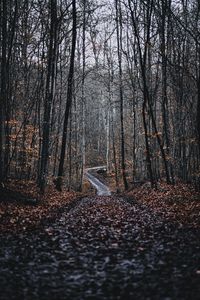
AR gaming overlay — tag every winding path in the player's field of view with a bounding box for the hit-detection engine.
[85,166,111,196]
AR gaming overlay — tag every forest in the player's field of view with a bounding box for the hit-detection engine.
[0,0,200,192]
[0,0,200,299]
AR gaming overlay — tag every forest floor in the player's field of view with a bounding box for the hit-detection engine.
[0,178,200,299]
[0,180,82,233]
[94,170,200,228]
[0,195,200,299]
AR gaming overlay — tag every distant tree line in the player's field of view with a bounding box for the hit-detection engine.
[0,0,199,193]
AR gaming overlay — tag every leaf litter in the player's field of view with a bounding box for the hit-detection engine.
[0,194,200,299]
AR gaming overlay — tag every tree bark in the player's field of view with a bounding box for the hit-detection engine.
[39,0,58,193]
[0,0,7,182]
[115,0,128,190]
[56,0,77,191]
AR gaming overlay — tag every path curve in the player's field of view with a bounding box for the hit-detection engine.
[85,166,111,196]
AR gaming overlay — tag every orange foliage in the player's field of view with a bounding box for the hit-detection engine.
[0,180,80,233]
[127,182,200,227]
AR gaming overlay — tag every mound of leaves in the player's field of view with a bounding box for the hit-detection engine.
[127,182,200,227]
[0,180,79,233]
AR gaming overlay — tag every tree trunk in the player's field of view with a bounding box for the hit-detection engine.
[128,0,155,187]
[115,0,128,190]
[197,60,200,161]
[56,0,77,191]
[0,0,7,182]
[39,0,58,193]
[80,0,86,191]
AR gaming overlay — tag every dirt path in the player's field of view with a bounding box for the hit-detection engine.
[0,195,200,300]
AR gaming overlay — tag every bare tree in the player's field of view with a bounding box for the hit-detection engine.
[55,0,77,191]
[39,0,58,193]
[115,0,128,190]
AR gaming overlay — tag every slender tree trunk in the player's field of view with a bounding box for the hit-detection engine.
[53,65,63,176]
[106,107,110,173]
[115,0,128,190]
[128,0,155,187]
[0,0,7,183]
[124,26,137,181]
[111,111,119,192]
[56,0,77,191]
[68,107,72,190]
[39,0,58,193]
[160,0,174,184]
[197,58,200,160]
[80,0,86,190]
